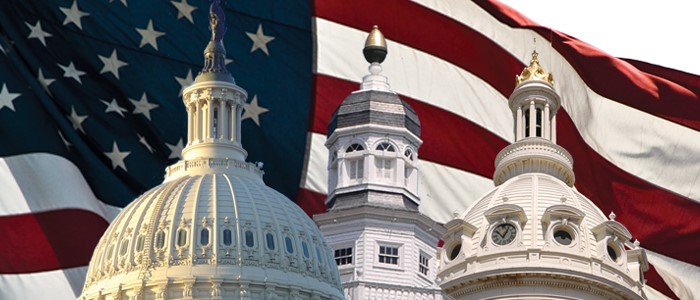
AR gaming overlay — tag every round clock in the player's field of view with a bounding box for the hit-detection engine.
[491,223,517,245]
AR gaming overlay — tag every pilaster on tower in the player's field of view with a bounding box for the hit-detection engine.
[493,51,575,186]
[179,0,248,162]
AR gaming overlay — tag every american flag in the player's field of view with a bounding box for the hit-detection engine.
[0,0,697,299]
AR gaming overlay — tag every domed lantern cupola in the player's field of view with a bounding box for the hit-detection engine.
[179,0,247,163]
[493,51,575,187]
[325,26,422,210]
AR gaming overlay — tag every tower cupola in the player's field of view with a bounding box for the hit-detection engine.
[325,26,422,210]
[493,51,574,186]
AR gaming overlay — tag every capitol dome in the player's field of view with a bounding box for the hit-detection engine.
[79,2,342,299]
[437,52,648,300]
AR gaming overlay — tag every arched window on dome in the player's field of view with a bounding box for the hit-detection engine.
[222,228,233,246]
[200,228,210,246]
[265,233,276,250]
[285,236,294,254]
[245,230,255,247]
[155,230,166,249]
[119,239,129,256]
[177,229,188,247]
[302,241,310,259]
[135,235,145,252]
[106,243,115,260]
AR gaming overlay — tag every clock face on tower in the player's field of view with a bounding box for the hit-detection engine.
[491,223,517,245]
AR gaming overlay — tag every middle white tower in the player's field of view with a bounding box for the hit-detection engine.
[315,26,445,299]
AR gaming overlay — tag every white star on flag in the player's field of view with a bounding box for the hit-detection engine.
[129,92,159,120]
[246,24,275,56]
[101,99,128,117]
[67,106,87,134]
[171,0,197,24]
[58,61,86,84]
[25,21,52,46]
[36,68,55,94]
[104,142,131,171]
[136,19,166,50]
[242,95,269,126]
[138,134,154,153]
[58,0,90,30]
[174,69,193,95]
[98,49,128,79]
[166,138,184,159]
[0,83,21,112]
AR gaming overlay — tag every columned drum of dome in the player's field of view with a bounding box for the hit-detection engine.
[79,1,342,299]
[436,52,648,300]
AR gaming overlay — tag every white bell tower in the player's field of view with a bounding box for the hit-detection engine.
[314,26,445,300]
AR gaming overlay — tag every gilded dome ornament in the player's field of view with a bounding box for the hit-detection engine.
[515,50,554,86]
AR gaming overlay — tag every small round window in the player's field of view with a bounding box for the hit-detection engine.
[448,243,461,261]
[553,229,573,245]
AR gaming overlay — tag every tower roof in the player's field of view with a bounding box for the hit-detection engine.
[327,26,420,138]
[515,50,554,86]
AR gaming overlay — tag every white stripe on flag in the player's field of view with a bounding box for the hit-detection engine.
[648,250,700,300]
[0,153,121,220]
[0,266,86,299]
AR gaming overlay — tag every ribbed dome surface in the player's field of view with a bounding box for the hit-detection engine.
[460,173,606,255]
[81,163,342,299]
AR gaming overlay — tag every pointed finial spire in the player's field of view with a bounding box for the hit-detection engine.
[194,0,234,83]
[515,50,554,86]
[363,25,387,64]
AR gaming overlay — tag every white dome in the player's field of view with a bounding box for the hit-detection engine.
[437,173,647,299]
[81,161,343,299]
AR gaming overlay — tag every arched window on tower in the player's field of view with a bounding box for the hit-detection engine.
[375,142,395,180]
[226,105,233,140]
[213,107,219,138]
[375,142,395,152]
[346,144,365,180]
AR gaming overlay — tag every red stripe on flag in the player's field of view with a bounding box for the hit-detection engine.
[0,209,108,274]
[475,0,700,132]
[645,264,680,300]
[297,187,328,217]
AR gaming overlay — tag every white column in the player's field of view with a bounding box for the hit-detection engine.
[208,100,215,139]
[218,100,225,140]
[236,107,243,143]
[515,106,523,141]
[552,116,557,144]
[196,99,202,142]
[529,100,536,138]
[543,103,550,140]
[187,104,193,144]
[228,104,235,141]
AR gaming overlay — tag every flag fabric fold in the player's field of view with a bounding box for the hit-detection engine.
[0,0,697,299]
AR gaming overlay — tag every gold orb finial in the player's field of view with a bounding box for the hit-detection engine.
[363,25,387,64]
[515,50,554,86]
